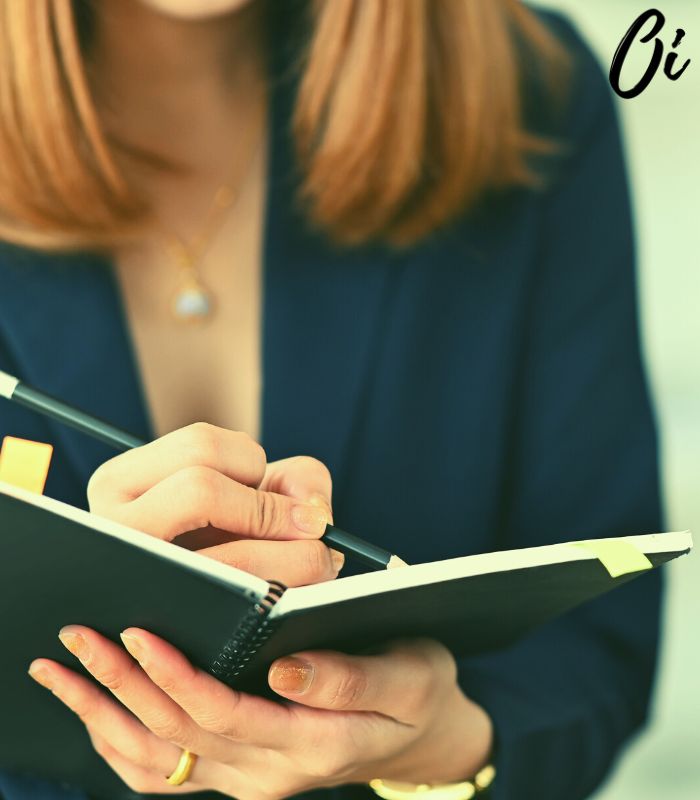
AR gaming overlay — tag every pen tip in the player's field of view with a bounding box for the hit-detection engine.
[387,555,410,570]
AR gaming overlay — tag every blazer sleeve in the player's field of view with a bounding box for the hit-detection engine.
[457,19,664,800]
[0,331,84,506]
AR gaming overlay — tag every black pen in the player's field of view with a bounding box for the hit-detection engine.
[0,370,407,570]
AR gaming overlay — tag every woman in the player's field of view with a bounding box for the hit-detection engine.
[0,1,663,799]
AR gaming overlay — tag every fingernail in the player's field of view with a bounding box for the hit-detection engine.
[330,549,345,573]
[28,663,55,690]
[268,657,315,695]
[58,629,89,662]
[308,493,334,524]
[120,632,144,663]
[292,504,330,536]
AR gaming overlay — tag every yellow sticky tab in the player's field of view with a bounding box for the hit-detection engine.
[0,436,53,494]
[574,539,652,578]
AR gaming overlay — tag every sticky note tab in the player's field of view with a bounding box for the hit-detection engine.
[0,436,53,494]
[575,539,652,578]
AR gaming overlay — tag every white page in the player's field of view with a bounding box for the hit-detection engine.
[272,531,693,617]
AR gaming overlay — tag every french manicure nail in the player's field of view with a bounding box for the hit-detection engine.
[268,657,315,694]
[28,664,54,690]
[120,632,144,662]
[292,504,330,536]
[58,629,89,662]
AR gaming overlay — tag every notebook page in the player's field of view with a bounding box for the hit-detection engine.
[272,531,693,617]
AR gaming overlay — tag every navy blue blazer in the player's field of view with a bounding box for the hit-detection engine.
[0,13,663,800]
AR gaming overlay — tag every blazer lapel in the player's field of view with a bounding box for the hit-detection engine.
[0,244,153,486]
[260,60,398,491]
[261,222,397,490]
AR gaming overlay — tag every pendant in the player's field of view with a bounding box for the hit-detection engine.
[171,279,214,323]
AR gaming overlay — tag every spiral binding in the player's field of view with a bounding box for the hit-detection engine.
[210,580,287,684]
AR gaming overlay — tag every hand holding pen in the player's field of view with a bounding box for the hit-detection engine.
[85,424,349,587]
[0,370,406,577]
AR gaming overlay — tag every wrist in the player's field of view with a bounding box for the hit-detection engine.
[371,687,493,787]
[423,689,493,785]
[369,696,495,800]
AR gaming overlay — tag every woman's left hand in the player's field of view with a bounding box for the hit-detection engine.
[29,627,493,798]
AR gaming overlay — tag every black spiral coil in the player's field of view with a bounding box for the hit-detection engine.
[210,580,287,685]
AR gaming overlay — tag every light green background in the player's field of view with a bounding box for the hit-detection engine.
[529,2,700,798]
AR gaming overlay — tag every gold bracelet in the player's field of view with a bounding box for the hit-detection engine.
[369,765,496,800]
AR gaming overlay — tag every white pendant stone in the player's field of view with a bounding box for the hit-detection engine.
[173,286,212,322]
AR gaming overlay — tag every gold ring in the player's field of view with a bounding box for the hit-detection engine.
[166,749,198,786]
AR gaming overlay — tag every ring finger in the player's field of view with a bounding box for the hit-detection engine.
[48,627,236,763]
[87,728,199,795]
[28,658,215,788]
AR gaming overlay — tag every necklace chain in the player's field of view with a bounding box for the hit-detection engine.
[155,97,265,325]
[160,184,238,272]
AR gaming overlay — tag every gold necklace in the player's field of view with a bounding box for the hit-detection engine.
[159,182,238,324]
[156,99,265,325]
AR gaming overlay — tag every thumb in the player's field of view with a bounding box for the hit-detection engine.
[268,650,376,711]
[267,642,445,722]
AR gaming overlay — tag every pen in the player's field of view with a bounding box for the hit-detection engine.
[0,369,407,570]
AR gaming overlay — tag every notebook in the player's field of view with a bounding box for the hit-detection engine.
[0,480,692,799]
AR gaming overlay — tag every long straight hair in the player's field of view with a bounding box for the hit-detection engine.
[0,0,568,250]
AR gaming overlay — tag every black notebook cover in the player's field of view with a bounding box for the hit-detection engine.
[0,482,692,799]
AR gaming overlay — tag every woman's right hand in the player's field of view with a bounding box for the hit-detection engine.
[87,422,342,587]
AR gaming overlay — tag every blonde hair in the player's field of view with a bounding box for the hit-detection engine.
[0,0,568,251]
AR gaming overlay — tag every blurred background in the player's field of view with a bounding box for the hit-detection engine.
[530,2,700,798]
